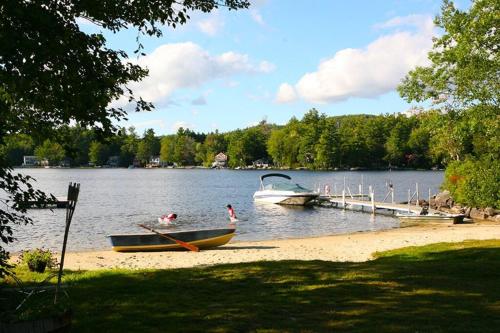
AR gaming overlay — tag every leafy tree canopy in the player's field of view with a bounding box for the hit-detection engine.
[398,0,499,111]
[0,0,249,276]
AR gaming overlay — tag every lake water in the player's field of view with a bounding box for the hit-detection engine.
[7,169,444,252]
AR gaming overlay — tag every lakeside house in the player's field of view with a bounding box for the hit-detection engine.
[253,158,270,169]
[147,156,169,168]
[22,156,39,167]
[107,156,120,167]
[212,152,228,168]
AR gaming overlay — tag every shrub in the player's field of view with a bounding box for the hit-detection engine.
[443,156,500,209]
[19,249,57,273]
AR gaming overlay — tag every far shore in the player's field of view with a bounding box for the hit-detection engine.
[15,165,444,171]
[36,222,500,271]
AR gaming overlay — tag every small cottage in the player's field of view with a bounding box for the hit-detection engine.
[212,152,228,168]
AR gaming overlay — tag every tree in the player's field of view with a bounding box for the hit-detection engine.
[314,120,340,169]
[267,128,287,168]
[34,139,66,166]
[200,131,227,166]
[384,118,412,167]
[136,129,160,164]
[160,135,176,164]
[120,127,139,167]
[88,141,109,166]
[298,109,325,167]
[398,0,499,207]
[0,134,34,166]
[398,0,499,111]
[173,131,196,166]
[0,0,250,276]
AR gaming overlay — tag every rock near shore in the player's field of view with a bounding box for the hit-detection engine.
[430,192,499,222]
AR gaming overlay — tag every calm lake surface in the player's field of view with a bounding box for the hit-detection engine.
[8,169,444,252]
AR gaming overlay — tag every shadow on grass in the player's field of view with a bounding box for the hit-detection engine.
[4,243,500,332]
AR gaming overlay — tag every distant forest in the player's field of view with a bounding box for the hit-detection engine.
[1,108,491,170]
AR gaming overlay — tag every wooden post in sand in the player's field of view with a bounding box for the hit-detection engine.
[55,182,80,304]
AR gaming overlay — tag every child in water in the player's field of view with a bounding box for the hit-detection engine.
[158,213,177,224]
[226,204,237,222]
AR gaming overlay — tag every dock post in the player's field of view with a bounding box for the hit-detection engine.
[428,188,431,204]
[391,186,394,204]
[371,189,375,213]
[408,189,411,213]
[361,175,364,198]
[416,183,419,206]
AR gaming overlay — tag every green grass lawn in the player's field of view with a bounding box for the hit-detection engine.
[2,240,500,332]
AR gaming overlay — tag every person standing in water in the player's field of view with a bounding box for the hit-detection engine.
[226,204,237,222]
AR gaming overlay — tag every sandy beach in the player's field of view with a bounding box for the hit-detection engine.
[53,223,500,271]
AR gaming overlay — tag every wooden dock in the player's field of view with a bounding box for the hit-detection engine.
[27,196,68,209]
[316,195,438,215]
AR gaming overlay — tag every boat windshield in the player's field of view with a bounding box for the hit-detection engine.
[263,181,313,193]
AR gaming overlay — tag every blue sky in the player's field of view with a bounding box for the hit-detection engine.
[81,0,468,135]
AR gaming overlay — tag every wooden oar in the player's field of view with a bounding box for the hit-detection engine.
[138,224,199,252]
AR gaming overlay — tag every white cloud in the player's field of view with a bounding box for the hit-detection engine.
[374,14,434,33]
[113,42,274,108]
[197,14,224,36]
[275,83,297,103]
[172,121,195,131]
[250,9,266,26]
[225,80,240,88]
[277,15,434,104]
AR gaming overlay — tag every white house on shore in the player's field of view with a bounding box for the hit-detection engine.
[22,156,39,167]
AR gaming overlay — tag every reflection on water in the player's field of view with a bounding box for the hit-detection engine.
[7,169,443,252]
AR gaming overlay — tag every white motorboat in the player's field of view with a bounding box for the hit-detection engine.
[253,173,319,205]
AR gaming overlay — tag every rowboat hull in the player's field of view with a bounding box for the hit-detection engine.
[108,228,235,252]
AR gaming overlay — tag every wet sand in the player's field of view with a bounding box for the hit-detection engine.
[52,223,500,271]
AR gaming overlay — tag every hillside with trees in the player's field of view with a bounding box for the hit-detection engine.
[1,109,462,170]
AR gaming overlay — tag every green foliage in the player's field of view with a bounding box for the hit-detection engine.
[443,157,500,208]
[19,248,57,273]
[314,119,340,169]
[34,140,65,166]
[88,141,109,166]
[398,0,499,207]
[0,134,34,166]
[226,125,270,167]
[160,135,176,164]
[136,129,160,165]
[0,0,249,276]
[398,0,499,110]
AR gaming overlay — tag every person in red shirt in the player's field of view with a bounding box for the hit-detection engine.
[226,204,237,222]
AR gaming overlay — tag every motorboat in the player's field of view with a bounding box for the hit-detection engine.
[396,212,465,224]
[108,227,235,252]
[253,173,319,205]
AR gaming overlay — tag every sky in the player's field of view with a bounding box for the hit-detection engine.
[80,0,469,135]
